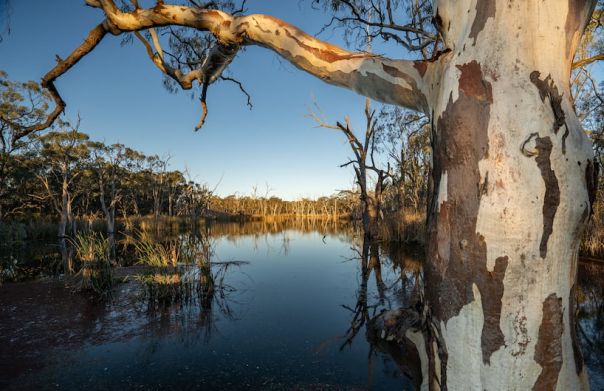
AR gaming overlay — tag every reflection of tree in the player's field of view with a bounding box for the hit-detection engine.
[340,240,430,388]
[341,239,378,349]
[341,238,425,389]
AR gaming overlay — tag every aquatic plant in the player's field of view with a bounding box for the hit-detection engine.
[70,231,113,298]
[130,231,245,310]
[131,231,199,304]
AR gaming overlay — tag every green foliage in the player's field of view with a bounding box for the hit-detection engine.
[0,71,50,144]
[0,71,51,218]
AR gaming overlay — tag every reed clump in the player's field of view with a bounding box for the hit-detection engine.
[70,232,113,298]
[131,231,203,305]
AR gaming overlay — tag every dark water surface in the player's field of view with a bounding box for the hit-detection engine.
[0,222,602,390]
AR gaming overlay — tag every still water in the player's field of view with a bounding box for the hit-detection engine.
[0,221,602,390]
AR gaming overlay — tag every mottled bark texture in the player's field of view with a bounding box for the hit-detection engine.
[533,294,564,391]
[427,60,508,366]
[41,0,598,389]
[422,0,595,389]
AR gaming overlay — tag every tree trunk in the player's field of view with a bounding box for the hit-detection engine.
[419,1,597,389]
[58,176,69,238]
[364,195,380,240]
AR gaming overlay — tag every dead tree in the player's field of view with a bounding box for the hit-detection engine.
[312,98,392,239]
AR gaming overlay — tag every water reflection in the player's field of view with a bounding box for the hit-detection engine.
[577,259,604,389]
[0,221,603,390]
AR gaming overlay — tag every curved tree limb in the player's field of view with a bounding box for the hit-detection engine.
[37,0,433,131]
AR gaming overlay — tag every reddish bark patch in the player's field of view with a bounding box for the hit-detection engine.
[533,293,564,391]
[426,61,506,367]
[533,136,560,259]
[203,9,222,18]
[413,61,427,77]
[469,0,496,45]
[457,61,493,103]
[481,255,509,364]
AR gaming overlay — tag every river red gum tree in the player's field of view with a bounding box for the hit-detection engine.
[29,0,598,389]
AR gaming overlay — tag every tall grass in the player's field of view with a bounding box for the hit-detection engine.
[129,230,246,311]
[70,232,113,298]
[131,231,201,305]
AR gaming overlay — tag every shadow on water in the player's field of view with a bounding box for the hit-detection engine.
[0,220,603,390]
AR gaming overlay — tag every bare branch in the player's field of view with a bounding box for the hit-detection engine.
[572,52,604,69]
[1,23,108,140]
[220,76,252,108]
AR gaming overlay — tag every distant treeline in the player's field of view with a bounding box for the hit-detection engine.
[0,125,357,224]
[0,70,602,256]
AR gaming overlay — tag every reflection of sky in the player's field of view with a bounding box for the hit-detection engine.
[16,230,414,390]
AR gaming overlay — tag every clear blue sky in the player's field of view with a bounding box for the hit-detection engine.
[0,0,388,200]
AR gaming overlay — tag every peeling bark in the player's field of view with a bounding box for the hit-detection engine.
[82,1,432,113]
[529,71,569,153]
[469,0,496,45]
[533,135,560,259]
[533,294,564,391]
[427,61,508,367]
